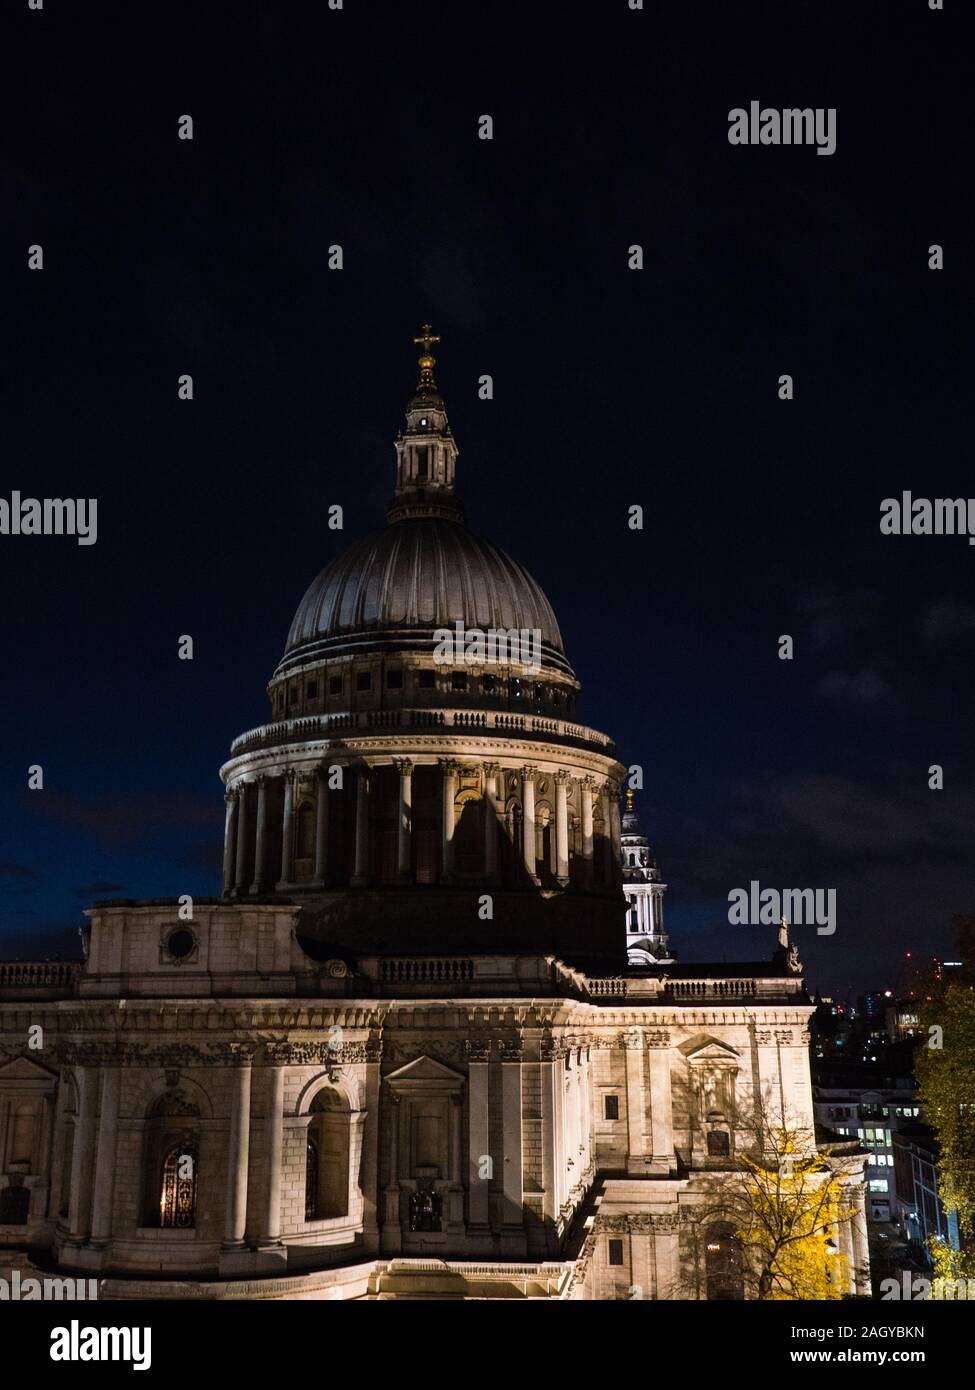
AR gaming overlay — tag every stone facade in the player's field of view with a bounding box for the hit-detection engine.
[0,905,869,1298]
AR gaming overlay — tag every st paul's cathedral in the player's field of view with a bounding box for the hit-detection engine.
[0,332,870,1300]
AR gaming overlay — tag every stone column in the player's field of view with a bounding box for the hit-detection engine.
[352,765,370,886]
[580,1048,593,1175]
[314,766,329,883]
[539,1057,558,1221]
[89,1066,121,1246]
[483,763,500,880]
[851,1183,870,1294]
[501,1057,524,1230]
[348,1109,367,1221]
[234,782,250,894]
[599,785,613,885]
[521,766,538,882]
[259,1066,285,1247]
[468,1054,490,1229]
[222,791,238,896]
[395,758,413,883]
[652,1215,681,1300]
[68,1066,97,1242]
[552,1054,566,1212]
[580,777,594,887]
[648,1039,676,1171]
[250,775,268,893]
[277,769,295,887]
[609,783,622,884]
[625,1035,650,1173]
[440,759,457,881]
[384,1093,402,1238]
[554,771,570,885]
[450,1094,463,1186]
[223,1059,253,1248]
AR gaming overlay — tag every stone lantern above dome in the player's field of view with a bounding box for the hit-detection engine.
[219,328,628,968]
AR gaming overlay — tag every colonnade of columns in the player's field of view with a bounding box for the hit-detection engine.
[223,759,622,895]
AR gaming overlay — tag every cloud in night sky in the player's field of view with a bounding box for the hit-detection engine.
[815,669,899,709]
[921,601,975,643]
[798,588,884,653]
[32,793,217,849]
[0,864,41,895]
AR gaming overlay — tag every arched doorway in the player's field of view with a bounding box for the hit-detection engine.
[705,1222,744,1299]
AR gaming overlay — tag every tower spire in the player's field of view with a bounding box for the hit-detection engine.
[388,324,462,522]
[413,323,441,393]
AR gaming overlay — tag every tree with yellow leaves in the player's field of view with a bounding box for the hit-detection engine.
[915,915,975,1279]
[689,1112,862,1300]
[736,1124,854,1299]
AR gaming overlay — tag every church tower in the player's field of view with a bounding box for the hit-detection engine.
[621,789,673,965]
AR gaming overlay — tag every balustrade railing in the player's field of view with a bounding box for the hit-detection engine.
[230,707,614,757]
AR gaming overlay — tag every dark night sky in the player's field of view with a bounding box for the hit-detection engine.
[3,0,973,998]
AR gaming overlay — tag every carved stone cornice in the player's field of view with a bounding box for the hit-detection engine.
[386,1038,463,1064]
[266,1039,380,1066]
[50,1038,378,1068]
[595,1212,681,1233]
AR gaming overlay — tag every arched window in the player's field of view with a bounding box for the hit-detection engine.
[305,1138,320,1221]
[705,1223,744,1300]
[141,1091,201,1228]
[305,1088,350,1220]
[159,1144,197,1228]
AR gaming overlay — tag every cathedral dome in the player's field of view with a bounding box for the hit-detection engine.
[278,513,570,676]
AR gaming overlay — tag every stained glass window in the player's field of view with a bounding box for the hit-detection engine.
[160,1145,197,1228]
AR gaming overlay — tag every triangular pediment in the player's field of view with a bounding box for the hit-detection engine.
[678,1035,741,1063]
[0,1054,59,1083]
[385,1054,464,1085]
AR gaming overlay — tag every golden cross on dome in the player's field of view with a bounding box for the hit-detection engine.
[414,324,440,356]
[625,787,634,812]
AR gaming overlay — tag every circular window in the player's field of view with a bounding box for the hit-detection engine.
[166,929,195,961]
